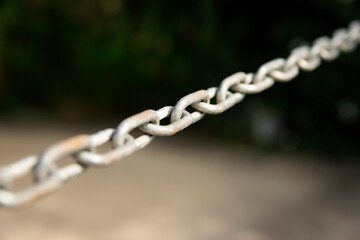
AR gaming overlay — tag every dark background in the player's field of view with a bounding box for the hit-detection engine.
[0,0,359,155]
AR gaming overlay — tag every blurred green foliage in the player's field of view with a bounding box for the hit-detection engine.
[0,0,359,155]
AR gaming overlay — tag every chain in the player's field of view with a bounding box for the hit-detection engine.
[1,21,359,209]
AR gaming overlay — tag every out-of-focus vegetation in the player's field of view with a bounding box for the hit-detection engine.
[0,0,359,155]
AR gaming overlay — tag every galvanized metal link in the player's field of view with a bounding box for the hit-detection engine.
[1,20,359,209]
[231,73,275,94]
[192,72,247,114]
[170,90,210,123]
[35,134,91,182]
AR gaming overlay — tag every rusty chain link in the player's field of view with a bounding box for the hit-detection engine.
[1,21,359,209]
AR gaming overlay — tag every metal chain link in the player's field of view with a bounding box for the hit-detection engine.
[1,20,359,209]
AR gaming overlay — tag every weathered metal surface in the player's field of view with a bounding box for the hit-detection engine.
[0,20,359,209]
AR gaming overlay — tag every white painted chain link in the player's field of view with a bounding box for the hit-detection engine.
[1,21,359,209]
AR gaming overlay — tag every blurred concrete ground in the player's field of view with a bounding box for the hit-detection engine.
[0,121,359,240]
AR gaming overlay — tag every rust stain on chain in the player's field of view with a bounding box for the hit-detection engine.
[59,135,90,150]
